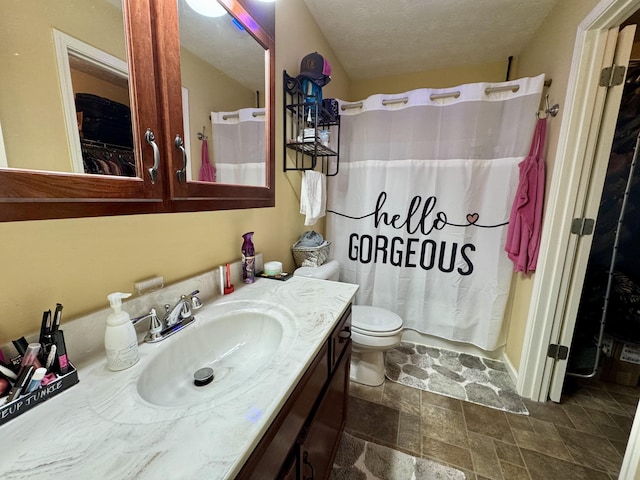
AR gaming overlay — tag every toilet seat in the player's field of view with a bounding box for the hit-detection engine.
[352,306,403,337]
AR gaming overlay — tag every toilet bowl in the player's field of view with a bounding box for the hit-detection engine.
[293,260,403,386]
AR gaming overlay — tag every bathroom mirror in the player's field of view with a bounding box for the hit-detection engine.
[0,0,275,221]
[0,0,269,187]
[0,1,134,176]
[178,0,268,187]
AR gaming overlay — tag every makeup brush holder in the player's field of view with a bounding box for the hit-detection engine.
[0,363,79,426]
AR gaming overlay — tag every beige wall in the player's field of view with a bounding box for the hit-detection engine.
[503,0,601,370]
[0,0,348,344]
[349,60,508,100]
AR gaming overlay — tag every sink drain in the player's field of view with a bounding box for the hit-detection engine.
[193,367,214,387]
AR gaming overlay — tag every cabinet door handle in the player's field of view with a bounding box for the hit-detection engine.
[338,328,351,343]
[145,128,160,184]
[175,134,187,183]
[302,452,314,480]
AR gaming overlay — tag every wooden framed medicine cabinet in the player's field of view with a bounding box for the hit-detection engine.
[0,0,275,222]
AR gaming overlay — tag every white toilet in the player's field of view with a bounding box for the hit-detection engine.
[294,260,403,386]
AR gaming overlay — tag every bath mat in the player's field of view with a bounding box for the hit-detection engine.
[331,432,465,480]
[385,342,529,415]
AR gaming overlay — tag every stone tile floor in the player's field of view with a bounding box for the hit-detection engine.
[346,375,639,479]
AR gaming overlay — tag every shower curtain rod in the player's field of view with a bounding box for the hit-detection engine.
[209,111,266,121]
[340,78,553,111]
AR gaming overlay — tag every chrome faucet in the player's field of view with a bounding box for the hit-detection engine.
[132,290,202,343]
[132,307,163,342]
[164,290,203,327]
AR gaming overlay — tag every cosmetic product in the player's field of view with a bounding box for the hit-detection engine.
[224,263,234,294]
[40,373,58,386]
[51,331,69,375]
[51,303,63,332]
[45,345,57,370]
[241,231,256,284]
[104,292,139,372]
[38,310,51,347]
[6,365,34,403]
[319,129,330,147]
[0,377,9,398]
[19,344,42,372]
[25,367,47,394]
[0,364,17,381]
[264,261,283,276]
[12,337,28,357]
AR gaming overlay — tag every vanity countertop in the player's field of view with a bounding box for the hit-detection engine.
[0,277,358,479]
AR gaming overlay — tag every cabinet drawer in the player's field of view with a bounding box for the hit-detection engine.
[329,306,352,373]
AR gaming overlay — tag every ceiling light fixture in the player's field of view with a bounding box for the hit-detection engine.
[185,0,227,17]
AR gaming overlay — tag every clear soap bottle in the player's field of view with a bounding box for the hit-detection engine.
[104,292,139,371]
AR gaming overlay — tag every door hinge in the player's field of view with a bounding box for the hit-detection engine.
[600,65,626,87]
[547,344,569,361]
[571,217,595,236]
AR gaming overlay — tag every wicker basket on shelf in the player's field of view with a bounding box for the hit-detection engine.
[291,241,331,268]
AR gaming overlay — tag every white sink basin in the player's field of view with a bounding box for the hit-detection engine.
[136,301,295,407]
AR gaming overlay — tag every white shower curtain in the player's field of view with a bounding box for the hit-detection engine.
[326,75,545,351]
[211,108,265,186]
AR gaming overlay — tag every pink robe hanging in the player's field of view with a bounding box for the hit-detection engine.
[505,118,546,274]
[199,139,216,182]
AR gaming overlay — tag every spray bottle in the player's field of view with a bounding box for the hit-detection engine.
[242,232,256,284]
[104,292,139,371]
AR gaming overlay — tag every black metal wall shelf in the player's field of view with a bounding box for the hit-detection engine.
[283,71,340,176]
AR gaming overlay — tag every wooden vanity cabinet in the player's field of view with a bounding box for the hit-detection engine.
[236,305,352,480]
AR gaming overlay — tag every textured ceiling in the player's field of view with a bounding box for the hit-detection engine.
[302,0,561,80]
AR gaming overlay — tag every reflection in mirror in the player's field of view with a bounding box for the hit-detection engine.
[54,29,136,177]
[178,0,267,187]
[0,1,137,177]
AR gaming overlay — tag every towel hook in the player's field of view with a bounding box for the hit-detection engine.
[538,94,560,119]
[197,126,207,141]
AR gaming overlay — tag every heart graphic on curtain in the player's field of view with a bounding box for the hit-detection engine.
[466,213,479,225]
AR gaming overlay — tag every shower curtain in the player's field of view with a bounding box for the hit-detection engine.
[326,75,544,351]
[211,108,265,186]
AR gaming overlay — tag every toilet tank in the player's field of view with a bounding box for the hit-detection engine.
[294,260,340,281]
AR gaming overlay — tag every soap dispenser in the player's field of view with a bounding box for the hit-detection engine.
[104,292,139,371]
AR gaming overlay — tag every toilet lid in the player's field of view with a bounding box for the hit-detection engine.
[352,305,403,334]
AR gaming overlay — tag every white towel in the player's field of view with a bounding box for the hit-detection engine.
[300,171,326,226]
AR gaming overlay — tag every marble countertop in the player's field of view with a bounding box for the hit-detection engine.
[0,276,358,479]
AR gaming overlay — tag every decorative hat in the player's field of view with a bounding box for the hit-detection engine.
[297,52,332,87]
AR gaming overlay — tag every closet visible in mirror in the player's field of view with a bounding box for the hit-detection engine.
[0,0,275,221]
